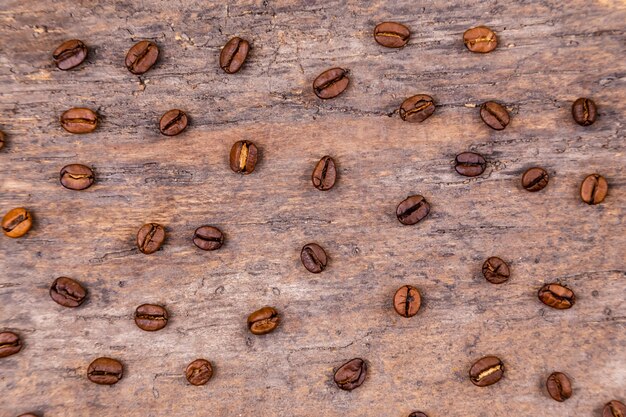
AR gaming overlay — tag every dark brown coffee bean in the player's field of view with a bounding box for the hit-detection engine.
[469,356,504,387]
[396,195,430,225]
[538,283,575,309]
[301,243,327,273]
[186,359,214,385]
[546,372,572,402]
[60,164,94,190]
[49,277,87,308]
[408,413,429,417]
[399,94,435,123]
[464,26,497,53]
[374,22,410,48]
[159,109,188,136]
[480,101,510,130]
[60,108,97,134]
[455,152,486,177]
[604,400,626,417]
[572,97,597,126]
[87,357,123,385]
[247,306,280,335]
[313,68,350,99]
[482,257,510,284]
[136,223,166,254]
[522,167,549,192]
[580,174,608,205]
[53,39,88,70]
[393,285,421,318]
[334,358,367,391]
[193,226,224,251]
[229,140,258,174]
[0,331,22,358]
[134,304,168,331]
[312,156,337,191]
[2,207,32,238]
[125,40,159,75]
[220,37,250,74]
[0,130,4,150]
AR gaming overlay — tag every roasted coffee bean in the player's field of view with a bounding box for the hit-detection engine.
[53,39,88,70]
[134,304,168,331]
[87,357,123,385]
[17,413,40,417]
[186,359,214,385]
[159,109,188,136]
[125,40,159,75]
[313,68,350,99]
[480,101,510,130]
[469,356,504,387]
[399,94,435,123]
[572,97,597,126]
[229,140,258,174]
[193,226,224,251]
[0,130,4,150]
[522,167,549,192]
[538,283,575,309]
[301,243,327,273]
[604,400,626,417]
[60,108,97,134]
[312,156,337,191]
[464,26,497,53]
[455,152,486,177]
[334,358,367,391]
[580,174,608,205]
[2,208,32,238]
[49,277,87,308]
[546,372,572,402]
[482,257,510,284]
[137,223,165,254]
[220,37,250,74]
[374,22,410,48]
[247,306,279,335]
[60,164,94,190]
[0,331,22,358]
[393,285,421,318]
[408,413,429,417]
[396,195,430,225]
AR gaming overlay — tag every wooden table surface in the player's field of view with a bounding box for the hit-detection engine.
[1,1,625,416]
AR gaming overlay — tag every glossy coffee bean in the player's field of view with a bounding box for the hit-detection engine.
[136,223,166,254]
[374,22,410,48]
[396,195,430,225]
[220,37,249,74]
[186,359,214,385]
[2,208,32,238]
[134,304,168,331]
[580,174,608,205]
[464,26,497,53]
[538,283,575,309]
[193,226,224,251]
[399,94,435,123]
[0,331,22,358]
[455,152,486,177]
[53,39,88,70]
[604,400,626,417]
[313,68,350,99]
[247,306,279,335]
[60,108,97,134]
[408,413,429,417]
[480,101,510,130]
[572,97,597,126]
[229,140,258,174]
[125,40,159,75]
[334,358,367,391]
[469,356,504,387]
[87,357,123,385]
[546,372,572,402]
[49,277,87,308]
[312,156,337,191]
[522,167,549,192]
[159,109,188,136]
[0,130,5,150]
[301,243,327,273]
[60,164,94,190]
[393,285,421,318]
[482,257,510,284]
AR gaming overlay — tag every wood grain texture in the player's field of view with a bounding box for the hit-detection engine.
[1,0,625,416]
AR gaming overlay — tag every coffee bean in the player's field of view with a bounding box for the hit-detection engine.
[125,40,159,75]
[546,372,572,402]
[136,223,166,254]
[312,156,337,191]
[2,207,33,238]
[482,257,510,284]
[229,140,258,174]
[159,109,188,136]
[455,152,486,177]
[49,277,87,308]
[134,304,168,331]
[193,226,224,251]
[469,356,504,387]
[604,400,626,417]
[480,101,510,130]
[0,331,22,358]
[399,94,435,123]
[60,108,97,134]
[464,26,497,53]
[247,306,280,335]
[186,359,214,385]
[572,97,597,126]
[53,39,88,70]
[396,195,430,225]
[17,414,40,417]
[521,167,549,192]
[538,283,575,309]
[393,285,421,317]
[0,130,5,150]
[334,358,367,391]
[374,22,410,48]
[87,357,123,385]
[220,37,250,74]
[408,413,429,417]
[301,243,327,273]
[60,164,94,190]
[580,174,608,205]
[313,68,350,99]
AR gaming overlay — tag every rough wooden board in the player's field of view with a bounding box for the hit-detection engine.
[0,0,625,416]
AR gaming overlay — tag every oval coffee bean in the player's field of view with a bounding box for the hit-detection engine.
[193,226,224,251]
[546,371,572,402]
[580,174,608,205]
[137,223,166,254]
[469,356,504,387]
[399,94,435,123]
[247,306,280,335]
[17,414,40,417]
[125,40,159,75]
[313,68,350,99]
[186,359,214,386]
[393,285,421,318]
[522,167,549,192]
[87,357,123,385]
[334,358,367,391]
[2,207,33,238]
[480,101,510,130]
[482,257,510,284]
[60,164,94,190]
[455,152,486,177]
[53,39,88,70]
[572,97,597,126]
[134,304,168,331]
[396,195,430,225]
[220,37,250,74]
[301,243,327,273]
[0,130,5,150]
[311,156,337,191]
[49,277,87,308]
[464,26,497,53]
[0,331,22,358]
[60,108,97,134]
[159,109,188,136]
[604,400,626,417]
[408,413,429,417]
[229,140,258,174]
[538,283,575,309]
[374,22,410,48]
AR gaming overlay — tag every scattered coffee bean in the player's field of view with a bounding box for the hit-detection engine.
[538,283,575,309]
[374,22,410,48]
[134,304,168,331]
[87,357,123,385]
[159,109,188,136]
[546,372,572,402]
[301,243,328,273]
[604,400,626,417]
[464,26,497,53]
[455,152,486,177]
[125,40,159,75]
[229,140,258,174]
[396,195,430,225]
[60,107,97,134]
[247,306,280,335]
[136,223,166,254]
[220,37,250,74]
[408,413,429,417]
[482,257,510,284]
[193,226,224,251]
[17,414,39,417]
[312,156,337,191]
[393,285,421,318]
[521,167,549,192]
[469,356,504,387]
[49,277,87,308]
[60,164,94,190]
[580,174,608,205]
[0,331,22,358]
[2,207,33,238]
[572,97,597,126]
[186,359,214,385]
[399,94,435,123]
[480,101,510,130]
[53,39,88,70]
[0,130,4,150]
[313,68,350,99]
[334,358,367,391]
